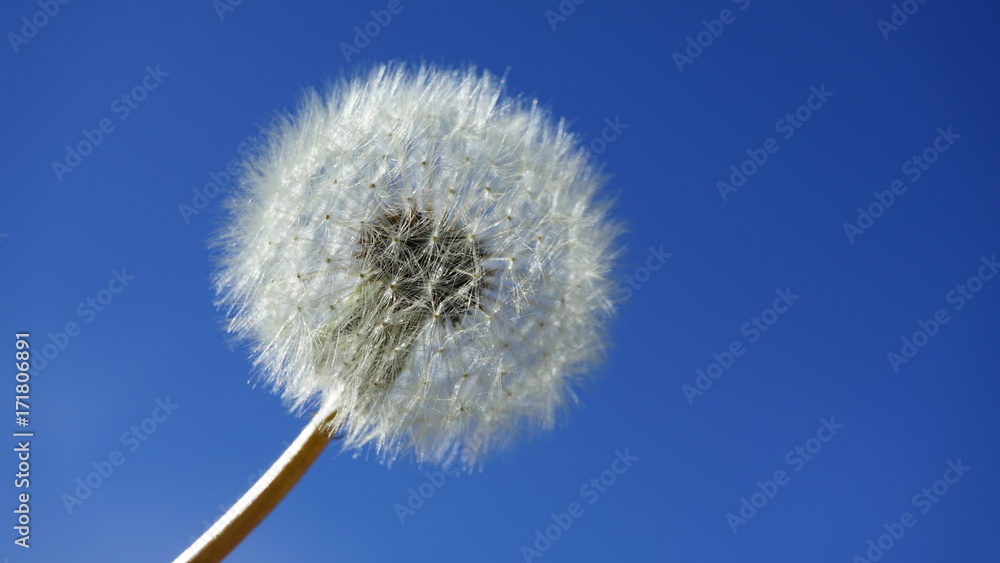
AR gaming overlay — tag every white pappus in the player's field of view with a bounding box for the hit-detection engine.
[212,63,620,469]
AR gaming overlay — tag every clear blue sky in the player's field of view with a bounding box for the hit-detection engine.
[2,1,998,561]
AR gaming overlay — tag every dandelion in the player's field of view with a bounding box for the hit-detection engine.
[174,63,619,562]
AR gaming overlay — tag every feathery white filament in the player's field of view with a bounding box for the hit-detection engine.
[213,63,618,468]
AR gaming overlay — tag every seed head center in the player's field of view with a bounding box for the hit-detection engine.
[357,208,491,324]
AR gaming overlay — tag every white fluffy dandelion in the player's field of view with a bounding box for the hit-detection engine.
[176,63,618,562]
[215,63,617,466]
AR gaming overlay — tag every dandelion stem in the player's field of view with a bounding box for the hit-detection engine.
[172,407,339,563]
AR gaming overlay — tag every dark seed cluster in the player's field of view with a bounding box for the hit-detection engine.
[356,208,492,324]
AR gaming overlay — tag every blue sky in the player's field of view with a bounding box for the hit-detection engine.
[2,1,998,561]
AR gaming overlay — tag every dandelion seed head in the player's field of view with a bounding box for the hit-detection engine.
[213,63,619,468]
